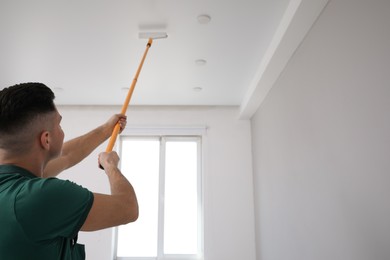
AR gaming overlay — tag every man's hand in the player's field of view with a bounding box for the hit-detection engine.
[98,151,120,172]
[105,114,127,136]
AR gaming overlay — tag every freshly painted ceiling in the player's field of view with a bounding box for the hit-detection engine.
[0,0,328,118]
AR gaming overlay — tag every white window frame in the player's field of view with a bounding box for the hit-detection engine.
[112,126,206,260]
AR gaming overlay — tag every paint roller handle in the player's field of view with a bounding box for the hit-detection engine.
[104,38,153,151]
[100,39,154,169]
[106,123,121,152]
[99,123,121,169]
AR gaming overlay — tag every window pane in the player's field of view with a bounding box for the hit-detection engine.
[164,141,198,254]
[117,139,160,257]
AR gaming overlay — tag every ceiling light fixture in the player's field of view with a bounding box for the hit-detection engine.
[193,87,203,92]
[195,59,207,66]
[53,87,64,92]
[197,14,211,24]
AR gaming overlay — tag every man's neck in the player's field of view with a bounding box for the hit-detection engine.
[0,150,45,177]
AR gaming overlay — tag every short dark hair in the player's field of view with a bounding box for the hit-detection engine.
[0,82,56,134]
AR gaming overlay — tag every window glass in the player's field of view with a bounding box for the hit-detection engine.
[164,141,199,254]
[117,139,160,257]
[116,136,202,259]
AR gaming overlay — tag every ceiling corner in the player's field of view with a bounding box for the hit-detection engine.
[239,0,330,120]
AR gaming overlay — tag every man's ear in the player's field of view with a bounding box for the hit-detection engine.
[40,131,50,150]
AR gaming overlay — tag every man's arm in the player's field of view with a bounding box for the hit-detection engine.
[43,114,127,177]
[81,151,138,231]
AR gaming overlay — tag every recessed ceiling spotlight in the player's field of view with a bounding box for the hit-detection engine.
[53,87,64,92]
[193,87,203,92]
[195,59,207,66]
[197,14,211,24]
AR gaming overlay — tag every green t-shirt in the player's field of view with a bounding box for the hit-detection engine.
[0,165,94,260]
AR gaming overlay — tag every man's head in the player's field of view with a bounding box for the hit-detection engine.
[0,82,64,158]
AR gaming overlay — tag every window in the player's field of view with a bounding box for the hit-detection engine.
[114,136,203,260]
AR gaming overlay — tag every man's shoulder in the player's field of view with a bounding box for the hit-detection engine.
[20,177,92,200]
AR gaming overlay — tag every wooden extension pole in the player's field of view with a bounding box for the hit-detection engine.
[105,38,153,152]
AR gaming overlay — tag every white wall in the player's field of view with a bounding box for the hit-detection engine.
[57,105,256,260]
[251,0,390,259]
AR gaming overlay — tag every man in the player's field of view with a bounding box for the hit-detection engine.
[0,82,138,259]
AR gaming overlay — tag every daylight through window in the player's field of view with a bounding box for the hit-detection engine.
[115,136,202,260]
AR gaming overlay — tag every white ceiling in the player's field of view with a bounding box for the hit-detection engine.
[0,0,328,117]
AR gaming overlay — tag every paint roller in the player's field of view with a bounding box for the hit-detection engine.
[101,32,167,168]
